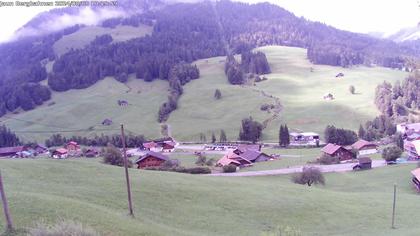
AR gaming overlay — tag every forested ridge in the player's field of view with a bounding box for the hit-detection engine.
[0,0,419,118]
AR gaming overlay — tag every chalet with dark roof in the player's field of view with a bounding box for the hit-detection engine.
[135,151,170,169]
[321,143,354,161]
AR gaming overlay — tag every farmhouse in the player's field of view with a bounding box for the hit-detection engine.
[321,143,354,161]
[34,144,48,154]
[66,141,80,151]
[411,168,420,192]
[52,148,68,159]
[0,146,28,157]
[135,151,170,168]
[404,140,420,160]
[216,151,252,167]
[289,132,320,145]
[353,157,372,170]
[397,123,420,135]
[351,139,378,156]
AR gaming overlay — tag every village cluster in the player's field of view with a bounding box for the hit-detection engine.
[1,123,420,184]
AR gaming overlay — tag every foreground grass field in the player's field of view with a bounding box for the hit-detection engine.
[0,159,420,236]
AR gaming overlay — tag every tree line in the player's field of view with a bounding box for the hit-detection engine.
[0,125,21,148]
[44,133,146,148]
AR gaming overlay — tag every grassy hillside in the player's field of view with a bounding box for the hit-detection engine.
[170,46,408,142]
[168,56,273,141]
[255,46,408,141]
[53,25,153,57]
[1,46,408,143]
[1,77,168,142]
[0,159,420,235]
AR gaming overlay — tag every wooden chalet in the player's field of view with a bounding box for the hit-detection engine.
[216,151,252,167]
[404,140,420,160]
[321,143,354,161]
[65,141,80,151]
[34,144,48,154]
[0,146,28,157]
[351,139,378,156]
[135,151,170,169]
[411,168,420,192]
[52,148,68,159]
[85,148,99,158]
[353,157,372,170]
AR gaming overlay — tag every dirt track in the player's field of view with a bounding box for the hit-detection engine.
[208,160,388,177]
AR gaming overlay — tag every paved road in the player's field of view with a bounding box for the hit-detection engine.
[208,160,388,177]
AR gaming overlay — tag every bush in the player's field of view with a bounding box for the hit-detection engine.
[292,167,325,186]
[382,145,402,162]
[185,167,211,174]
[28,220,99,236]
[223,164,237,173]
[319,154,340,165]
[195,155,207,166]
[102,144,132,167]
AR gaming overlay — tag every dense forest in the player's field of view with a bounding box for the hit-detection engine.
[0,0,419,118]
[44,133,146,148]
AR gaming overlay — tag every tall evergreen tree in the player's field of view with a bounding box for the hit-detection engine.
[284,124,290,146]
[220,129,227,143]
[279,125,284,146]
[358,124,366,139]
[211,132,216,143]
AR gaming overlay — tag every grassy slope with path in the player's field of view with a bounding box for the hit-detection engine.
[256,46,408,141]
[1,77,168,142]
[0,159,420,236]
[0,46,408,143]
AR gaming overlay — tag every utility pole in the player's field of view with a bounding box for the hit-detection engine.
[121,124,134,217]
[391,184,397,229]
[0,171,13,231]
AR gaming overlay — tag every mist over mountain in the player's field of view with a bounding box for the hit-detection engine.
[388,25,420,42]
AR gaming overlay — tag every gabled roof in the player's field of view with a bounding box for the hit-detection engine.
[136,151,169,163]
[240,150,262,162]
[0,146,26,155]
[67,141,78,146]
[352,139,377,150]
[321,143,343,155]
[217,150,252,166]
[411,168,420,180]
[217,156,241,166]
[143,141,157,149]
[55,148,68,154]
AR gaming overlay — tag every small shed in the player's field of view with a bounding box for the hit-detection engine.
[335,72,344,78]
[102,118,113,126]
[323,93,334,100]
[353,157,372,170]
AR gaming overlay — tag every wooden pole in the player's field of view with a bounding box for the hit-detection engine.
[121,124,134,217]
[0,171,13,231]
[391,184,397,229]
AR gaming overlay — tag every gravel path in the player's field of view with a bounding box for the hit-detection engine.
[208,160,388,177]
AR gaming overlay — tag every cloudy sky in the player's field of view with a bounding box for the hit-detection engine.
[0,0,419,42]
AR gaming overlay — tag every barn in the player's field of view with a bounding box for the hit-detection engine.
[238,149,271,163]
[216,151,252,167]
[0,146,28,157]
[321,143,354,161]
[352,140,378,156]
[405,140,420,160]
[135,151,170,169]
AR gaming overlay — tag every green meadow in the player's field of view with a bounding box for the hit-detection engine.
[0,159,420,236]
[0,46,409,143]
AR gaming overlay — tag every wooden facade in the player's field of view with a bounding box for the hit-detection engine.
[137,156,166,168]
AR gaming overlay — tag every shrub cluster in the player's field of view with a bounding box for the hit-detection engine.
[222,164,237,173]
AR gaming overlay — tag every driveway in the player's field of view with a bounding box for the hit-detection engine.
[208,160,388,177]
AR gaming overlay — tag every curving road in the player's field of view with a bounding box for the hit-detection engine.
[208,160,388,177]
